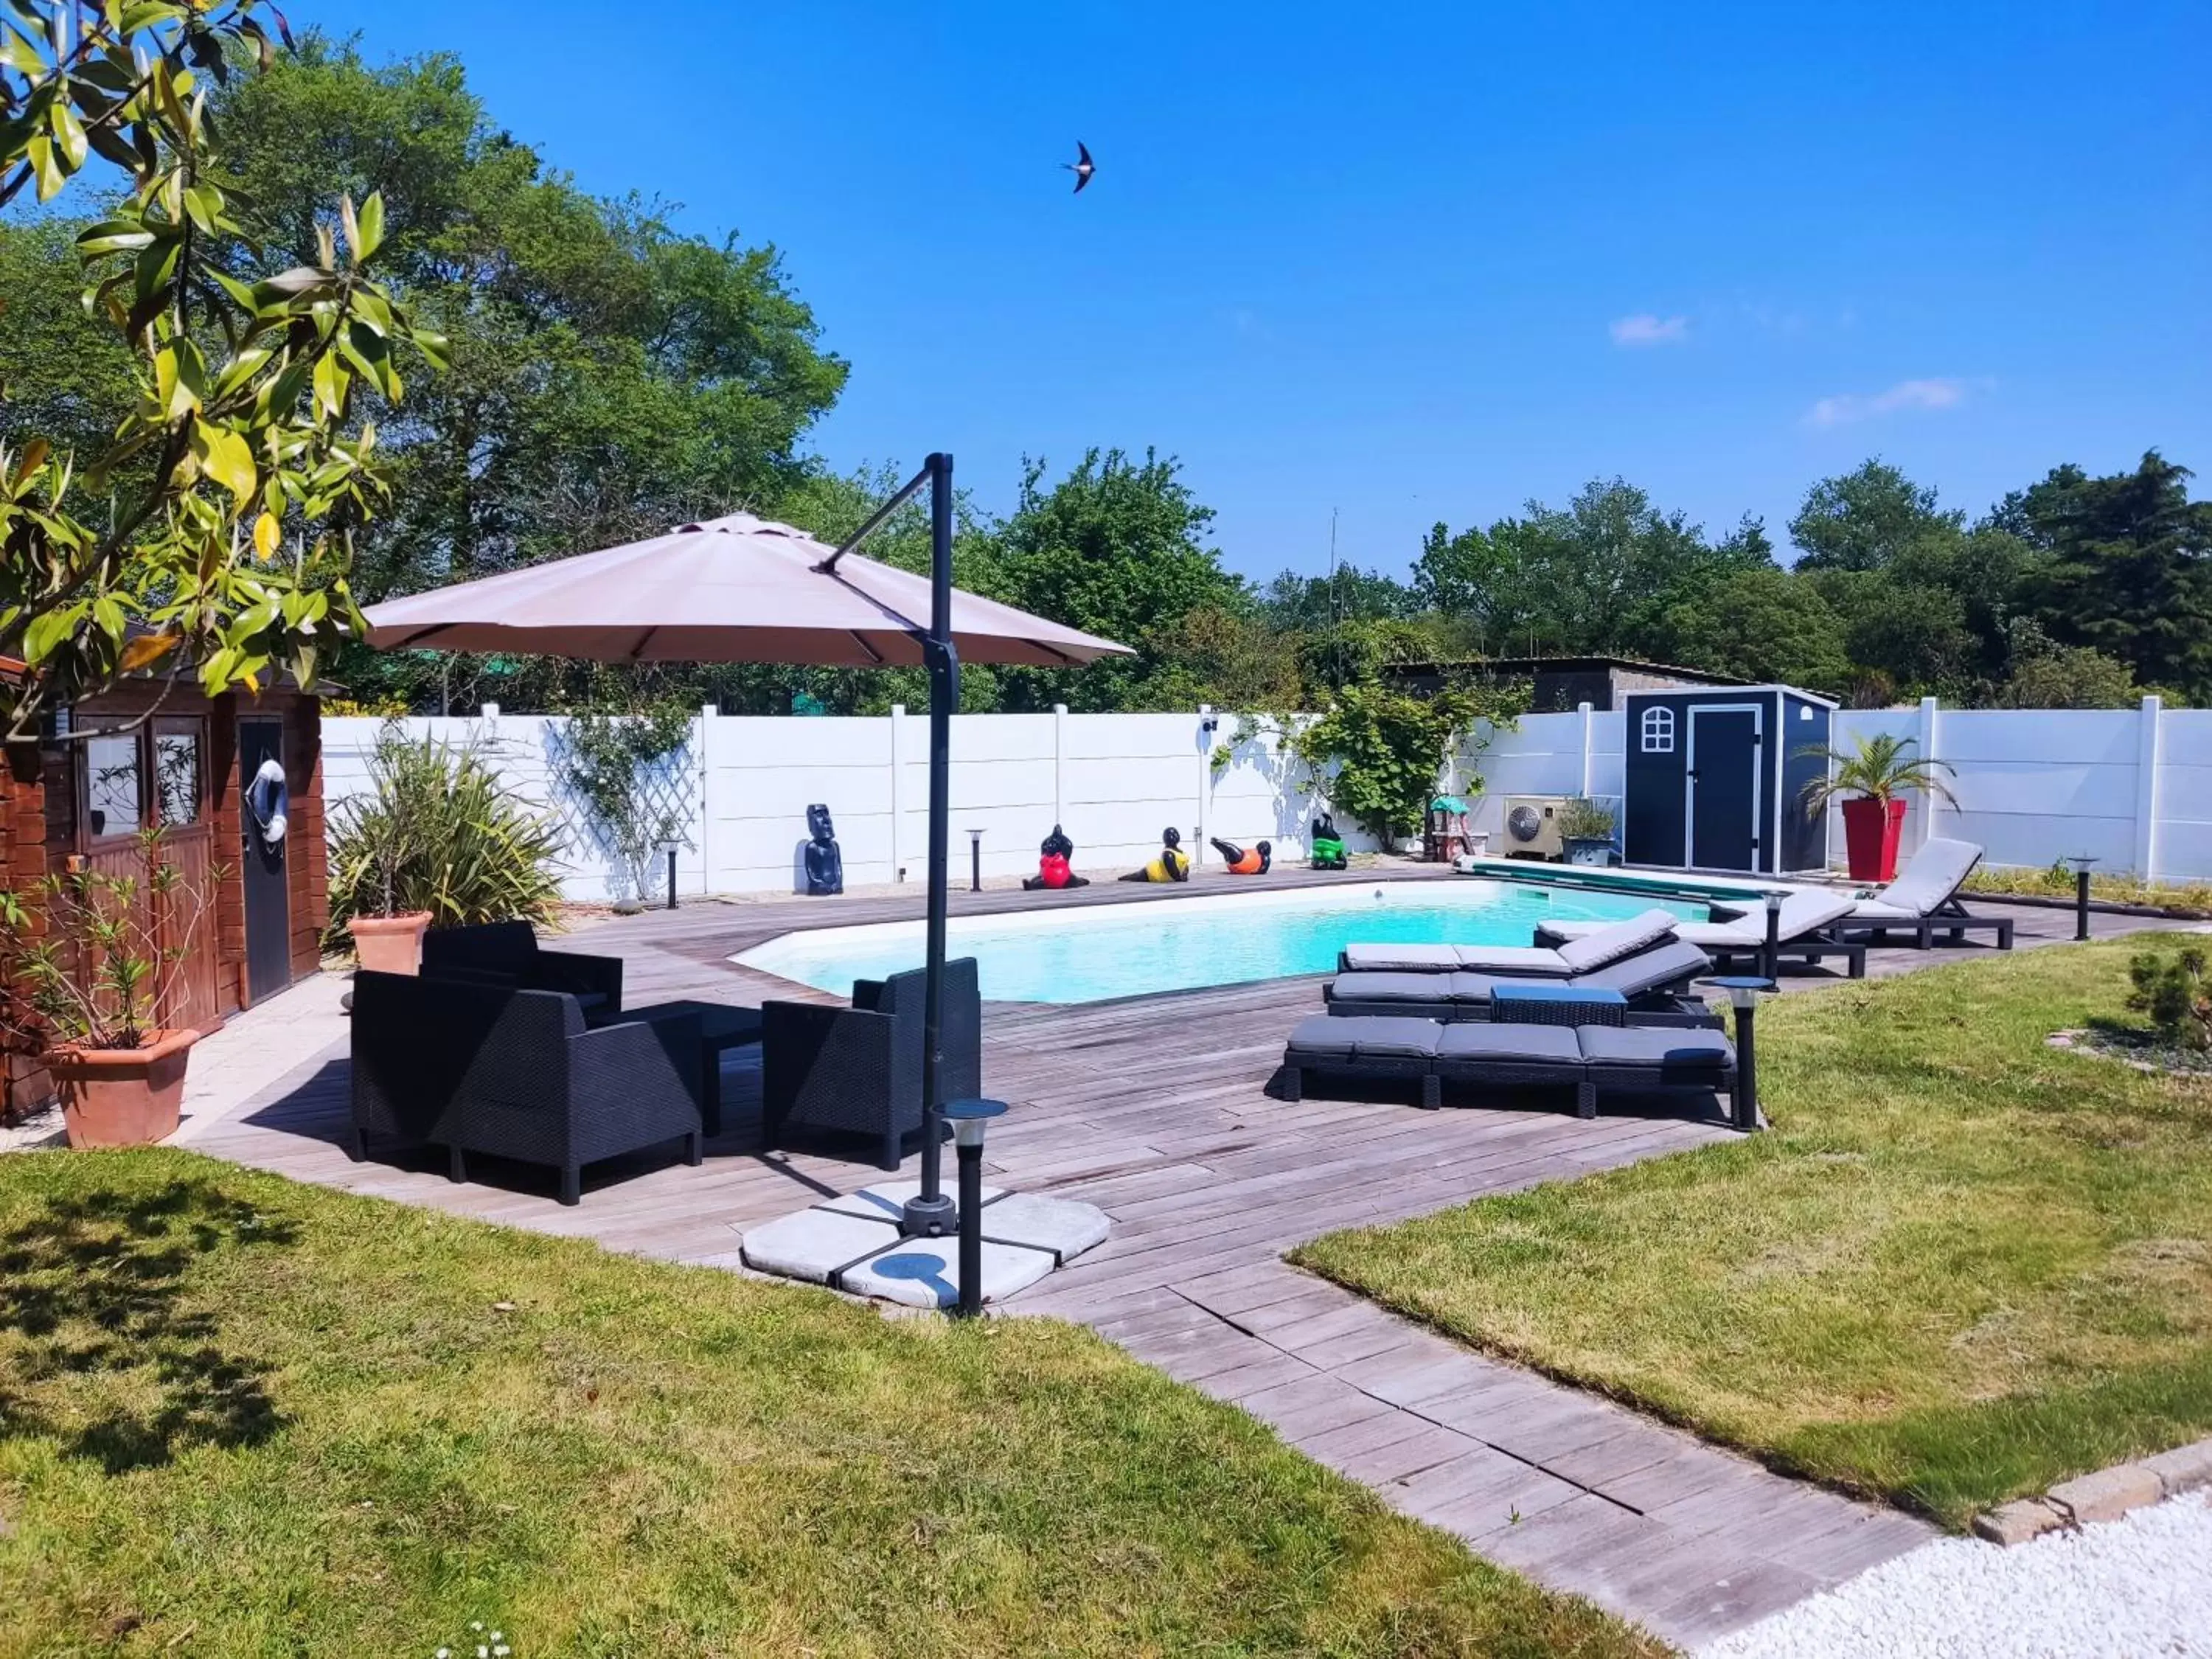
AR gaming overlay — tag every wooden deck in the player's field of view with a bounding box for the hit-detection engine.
[187,872,2169,1647]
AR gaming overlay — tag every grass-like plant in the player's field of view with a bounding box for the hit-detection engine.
[1797,731,1958,812]
[325,723,563,942]
[2127,945,2212,1050]
[1555,797,1616,841]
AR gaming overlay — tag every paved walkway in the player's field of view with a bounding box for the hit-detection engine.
[123,879,2197,1650]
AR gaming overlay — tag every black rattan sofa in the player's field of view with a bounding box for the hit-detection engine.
[762,959,981,1170]
[349,970,703,1203]
[420,920,625,1022]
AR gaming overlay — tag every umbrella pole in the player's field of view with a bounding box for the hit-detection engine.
[902,452,961,1239]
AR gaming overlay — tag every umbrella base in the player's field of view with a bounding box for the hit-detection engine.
[901,1190,959,1237]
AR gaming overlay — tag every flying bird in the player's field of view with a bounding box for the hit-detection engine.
[1064,140,1095,194]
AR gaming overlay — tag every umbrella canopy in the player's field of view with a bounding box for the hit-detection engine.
[361,512,1130,668]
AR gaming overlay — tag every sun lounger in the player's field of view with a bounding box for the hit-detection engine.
[1538,889,1865,978]
[1338,908,1680,976]
[1827,838,2012,950]
[1324,936,1721,1028]
[1281,1014,1735,1119]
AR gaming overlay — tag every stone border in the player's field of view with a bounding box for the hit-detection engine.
[1973,1436,2212,1545]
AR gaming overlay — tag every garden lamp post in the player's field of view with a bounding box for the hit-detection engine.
[1761,890,1785,981]
[2067,855,2098,942]
[967,828,985,894]
[941,1097,1008,1318]
[1700,976,1775,1133]
[657,838,683,911]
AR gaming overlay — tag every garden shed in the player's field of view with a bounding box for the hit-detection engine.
[1621,684,1835,874]
[2,668,330,1117]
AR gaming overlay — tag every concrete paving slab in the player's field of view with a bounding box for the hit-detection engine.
[977,1192,1110,1263]
[838,1236,1057,1310]
[739,1208,900,1284]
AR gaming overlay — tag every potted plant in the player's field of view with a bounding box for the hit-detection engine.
[1798,733,1958,883]
[0,830,215,1147]
[327,723,564,967]
[1556,797,1617,868]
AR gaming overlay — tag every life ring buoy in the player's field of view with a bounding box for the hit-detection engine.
[247,757,289,846]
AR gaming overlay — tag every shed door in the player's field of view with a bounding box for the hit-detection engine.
[237,717,292,1004]
[1688,706,1761,871]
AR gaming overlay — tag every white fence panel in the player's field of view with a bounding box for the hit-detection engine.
[330,700,2212,900]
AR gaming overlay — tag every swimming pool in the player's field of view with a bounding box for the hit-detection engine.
[734,879,1714,1004]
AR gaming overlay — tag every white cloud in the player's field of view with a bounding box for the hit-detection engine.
[1610,313,1689,347]
[1804,377,1968,428]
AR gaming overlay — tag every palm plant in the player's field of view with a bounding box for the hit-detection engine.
[1797,733,1958,813]
[326,725,565,942]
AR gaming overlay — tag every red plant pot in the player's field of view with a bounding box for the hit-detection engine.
[51,1028,198,1148]
[1841,796,1908,883]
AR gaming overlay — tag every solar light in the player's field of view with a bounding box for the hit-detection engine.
[2067,854,2098,942]
[1699,976,1775,1133]
[940,1098,1009,1317]
[967,827,985,893]
[1762,890,1785,981]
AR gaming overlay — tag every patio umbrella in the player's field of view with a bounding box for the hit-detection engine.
[362,456,1130,1235]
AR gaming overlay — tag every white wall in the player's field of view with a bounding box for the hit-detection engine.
[326,698,2212,899]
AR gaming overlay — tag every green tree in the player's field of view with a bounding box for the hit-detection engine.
[993,448,1247,711]
[1789,459,1964,572]
[1,4,449,742]
[1658,566,1851,691]
[2015,453,2212,700]
[1990,621,2142,709]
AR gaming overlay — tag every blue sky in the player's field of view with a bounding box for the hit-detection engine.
[310,0,2208,581]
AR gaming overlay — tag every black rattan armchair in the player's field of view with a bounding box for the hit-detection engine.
[420,920,625,1021]
[762,959,981,1170]
[349,970,702,1204]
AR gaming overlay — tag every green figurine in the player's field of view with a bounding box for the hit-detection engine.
[1310,811,1347,870]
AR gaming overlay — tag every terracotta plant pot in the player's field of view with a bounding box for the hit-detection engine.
[349,911,434,975]
[51,1028,198,1148]
[1841,796,1909,883]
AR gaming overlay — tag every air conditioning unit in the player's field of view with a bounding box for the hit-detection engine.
[1501,795,1573,860]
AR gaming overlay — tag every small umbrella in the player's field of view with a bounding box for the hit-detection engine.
[363,456,1130,1233]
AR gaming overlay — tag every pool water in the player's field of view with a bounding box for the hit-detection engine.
[735,880,1711,1004]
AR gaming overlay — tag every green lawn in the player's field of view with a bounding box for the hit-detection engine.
[0,1150,1662,1659]
[1293,936,2212,1529]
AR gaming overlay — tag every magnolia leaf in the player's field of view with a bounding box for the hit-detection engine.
[13,437,49,480]
[338,192,361,260]
[311,349,346,420]
[92,595,128,641]
[413,327,452,372]
[49,98,87,171]
[27,133,63,201]
[253,509,281,560]
[291,643,317,689]
[190,420,257,504]
[76,217,158,257]
[119,631,181,672]
[355,192,385,262]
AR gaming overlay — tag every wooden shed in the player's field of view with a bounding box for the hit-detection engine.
[2,669,328,1118]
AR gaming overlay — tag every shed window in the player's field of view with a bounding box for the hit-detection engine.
[85,734,142,838]
[1640,706,1675,754]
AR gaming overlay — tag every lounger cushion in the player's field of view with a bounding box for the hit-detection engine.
[1552,909,1682,973]
[1568,938,1713,998]
[1328,971,1455,1006]
[1287,1015,1441,1060]
[1340,942,1461,972]
[1545,890,1854,948]
[1435,1023,1582,1063]
[1863,838,1983,919]
[1577,1026,1733,1071]
[1447,943,1574,975]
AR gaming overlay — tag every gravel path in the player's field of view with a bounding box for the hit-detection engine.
[1702,1492,2212,1658]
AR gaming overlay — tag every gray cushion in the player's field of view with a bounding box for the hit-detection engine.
[1329,971,1454,1005]
[1341,942,1460,972]
[1288,1015,1443,1061]
[1447,943,1575,975]
[1577,1026,1733,1068]
[1435,1023,1582,1064]
[1553,908,1680,974]
[1568,938,1712,998]
[1446,971,1509,1004]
